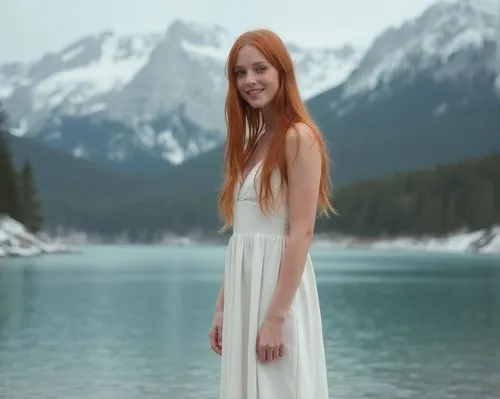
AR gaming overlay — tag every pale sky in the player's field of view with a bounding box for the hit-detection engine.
[0,0,445,63]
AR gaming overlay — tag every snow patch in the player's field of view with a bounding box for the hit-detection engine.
[441,26,493,60]
[0,215,76,258]
[10,118,29,137]
[62,46,84,62]
[32,34,155,111]
[344,49,407,97]
[181,40,228,61]
[321,226,500,255]
[157,129,185,164]
[292,47,361,99]
[86,103,107,113]
[369,226,500,254]
[136,124,156,149]
[72,144,87,158]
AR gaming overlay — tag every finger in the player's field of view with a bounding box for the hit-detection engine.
[279,344,285,358]
[210,330,222,355]
[265,346,274,363]
[215,328,222,355]
[217,326,222,347]
[259,346,266,363]
[216,327,223,355]
[210,331,217,351]
[271,347,279,361]
[258,343,267,363]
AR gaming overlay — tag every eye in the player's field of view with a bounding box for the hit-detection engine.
[255,66,267,73]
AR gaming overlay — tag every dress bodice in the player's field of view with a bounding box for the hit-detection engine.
[233,161,289,237]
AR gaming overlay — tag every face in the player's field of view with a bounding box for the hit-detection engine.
[234,45,280,110]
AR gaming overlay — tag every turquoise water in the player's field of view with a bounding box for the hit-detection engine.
[0,245,499,398]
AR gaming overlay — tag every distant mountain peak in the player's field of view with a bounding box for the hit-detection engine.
[341,0,497,99]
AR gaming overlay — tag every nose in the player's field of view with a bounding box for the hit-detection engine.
[245,71,257,86]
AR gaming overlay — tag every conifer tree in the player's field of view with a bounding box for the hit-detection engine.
[18,160,43,232]
[0,105,22,221]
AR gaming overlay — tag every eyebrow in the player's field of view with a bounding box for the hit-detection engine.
[235,61,268,69]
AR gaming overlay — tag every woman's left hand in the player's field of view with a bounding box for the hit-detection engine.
[256,315,285,363]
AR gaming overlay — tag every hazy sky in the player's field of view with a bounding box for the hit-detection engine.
[1,0,445,63]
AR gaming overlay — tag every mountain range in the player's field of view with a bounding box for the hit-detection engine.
[2,0,500,236]
[308,0,500,182]
[0,21,359,170]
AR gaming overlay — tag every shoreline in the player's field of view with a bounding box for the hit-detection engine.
[0,215,78,258]
[1,215,499,258]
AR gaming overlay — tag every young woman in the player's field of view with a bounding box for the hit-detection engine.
[209,28,334,399]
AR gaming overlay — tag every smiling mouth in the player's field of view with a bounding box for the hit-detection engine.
[247,88,264,96]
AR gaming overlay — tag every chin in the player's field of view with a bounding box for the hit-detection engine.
[246,99,270,109]
[247,103,264,109]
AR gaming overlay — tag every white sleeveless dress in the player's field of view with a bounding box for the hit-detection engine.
[219,160,329,399]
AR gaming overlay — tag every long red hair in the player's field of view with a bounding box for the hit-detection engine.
[218,29,335,230]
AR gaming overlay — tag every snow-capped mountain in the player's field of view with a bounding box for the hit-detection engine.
[307,0,499,184]
[0,21,360,168]
[1,0,497,171]
[340,0,498,99]
[1,32,161,130]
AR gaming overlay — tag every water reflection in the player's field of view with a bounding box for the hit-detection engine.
[0,247,498,398]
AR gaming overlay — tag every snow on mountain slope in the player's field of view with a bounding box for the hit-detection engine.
[1,32,161,123]
[31,33,159,112]
[342,0,498,99]
[290,44,360,98]
[1,21,358,130]
[0,20,360,168]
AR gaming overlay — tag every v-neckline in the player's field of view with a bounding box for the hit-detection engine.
[240,159,263,187]
[239,130,271,187]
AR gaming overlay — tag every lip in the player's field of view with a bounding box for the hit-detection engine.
[247,88,264,96]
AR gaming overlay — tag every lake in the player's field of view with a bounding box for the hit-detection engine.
[0,245,499,398]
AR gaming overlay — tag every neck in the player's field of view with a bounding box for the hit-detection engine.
[261,105,276,133]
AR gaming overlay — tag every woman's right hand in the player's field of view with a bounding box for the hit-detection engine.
[209,309,223,355]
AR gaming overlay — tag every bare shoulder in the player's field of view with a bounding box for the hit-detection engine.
[284,123,322,228]
[285,122,320,164]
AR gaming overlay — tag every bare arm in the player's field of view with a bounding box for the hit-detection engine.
[265,123,322,322]
[215,280,224,312]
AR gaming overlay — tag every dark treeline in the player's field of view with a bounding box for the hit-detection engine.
[43,152,500,242]
[317,152,500,237]
[0,105,43,233]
